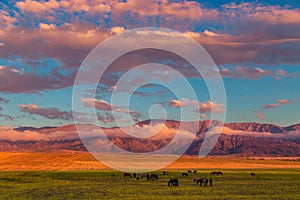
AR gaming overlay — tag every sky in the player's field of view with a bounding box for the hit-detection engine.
[0,0,299,128]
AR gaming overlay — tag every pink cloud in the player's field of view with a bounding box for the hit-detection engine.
[262,99,291,109]
[254,110,265,120]
[201,113,208,119]
[199,101,225,114]
[19,104,72,120]
[16,0,59,14]
[276,99,291,104]
[262,104,280,109]
[0,66,74,93]
[80,98,141,118]
[168,99,225,114]
[219,66,294,80]
[81,98,113,111]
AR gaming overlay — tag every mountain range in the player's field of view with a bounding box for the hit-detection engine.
[0,120,299,156]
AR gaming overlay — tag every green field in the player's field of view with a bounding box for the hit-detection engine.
[0,169,299,200]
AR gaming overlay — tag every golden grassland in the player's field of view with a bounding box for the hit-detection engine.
[0,152,299,171]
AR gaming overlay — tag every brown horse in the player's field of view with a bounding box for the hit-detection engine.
[150,174,158,180]
[123,173,132,178]
[188,170,192,173]
[210,171,217,175]
[182,172,188,177]
[193,170,197,174]
[250,172,256,176]
[141,173,149,180]
[211,171,223,175]
[195,178,208,186]
[168,178,179,187]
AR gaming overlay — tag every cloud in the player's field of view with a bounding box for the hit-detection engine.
[168,99,225,114]
[262,99,291,109]
[168,98,197,108]
[80,98,141,118]
[201,113,208,119]
[254,110,265,120]
[199,101,225,114]
[19,104,72,120]
[0,0,299,95]
[219,66,292,80]
[110,26,125,35]
[81,98,113,111]
[0,66,74,93]
[262,103,280,109]
[16,0,60,14]
[276,99,291,104]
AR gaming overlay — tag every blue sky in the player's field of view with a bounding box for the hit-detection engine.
[0,0,299,127]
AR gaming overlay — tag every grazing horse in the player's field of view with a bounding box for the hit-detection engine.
[182,172,188,177]
[216,171,223,175]
[209,178,213,186]
[250,172,256,176]
[141,174,148,179]
[163,171,167,175]
[123,173,132,178]
[211,171,223,175]
[210,171,217,175]
[195,178,208,187]
[193,170,197,174]
[150,174,158,180]
[188,170,192,173]
[168,178,179,187]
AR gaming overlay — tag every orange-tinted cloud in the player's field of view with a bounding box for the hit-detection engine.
[254,110,265,120]
[168,99,225,114]
[262,99,291,109]
[276,99,291,104]
[19,104,72,120]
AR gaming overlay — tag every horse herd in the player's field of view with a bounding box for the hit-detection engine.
[123,171,257,187]
[122,170,238,187]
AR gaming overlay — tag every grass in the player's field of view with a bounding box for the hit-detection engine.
[0,169,299,199]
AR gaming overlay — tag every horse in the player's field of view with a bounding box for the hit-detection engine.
[182,172,188,177]
[150,174,158,180]
[141,173,148,180]
[195,178,208,187]
[133,173,137,178]
[209,178,213,186]
[168,178,179,187]
[250,172,256,176]
[193,170,197,174]
[123,173,132,178]
[188,170,192,173]
[163,171,167,175]
[216,171,223,175]
[210,171,217,175]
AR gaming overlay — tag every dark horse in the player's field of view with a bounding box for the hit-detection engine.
[163,171,167,175]
[193,170,197,174]
[250,172,256,176]
[188,170,192,173]
[195,178,208,186]
[182,172,188,177]
[211,171,223,175]
[150,174,158,180]
[123,173,132,178]
[141,173,150,180]
[168,178,179,187]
